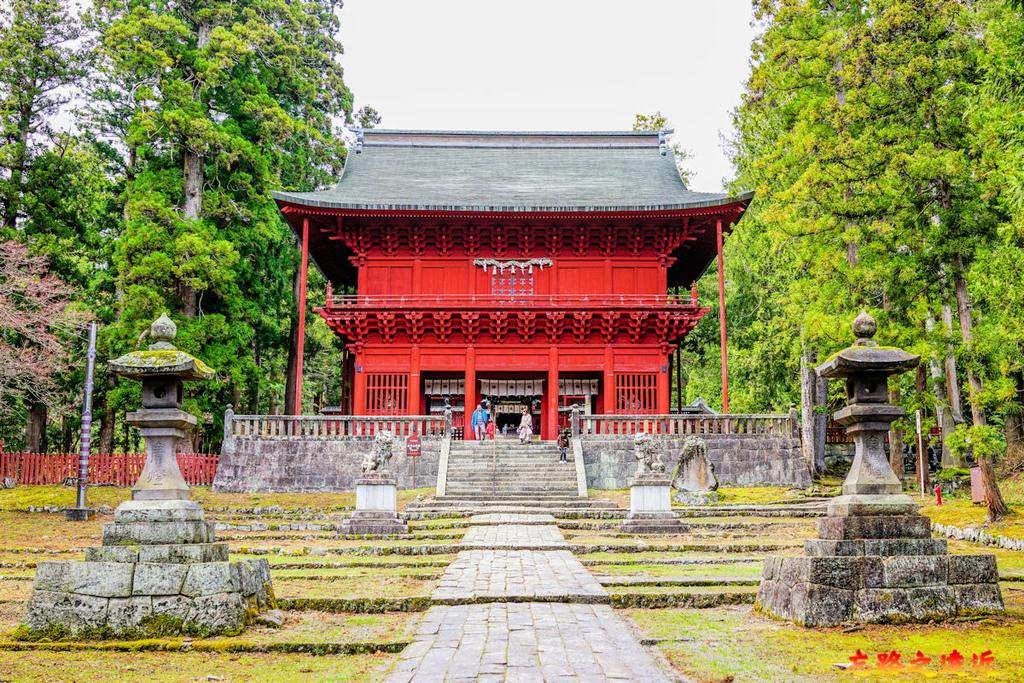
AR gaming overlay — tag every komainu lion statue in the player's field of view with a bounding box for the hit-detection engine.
[362,430,394,473]
[633,432,665,477]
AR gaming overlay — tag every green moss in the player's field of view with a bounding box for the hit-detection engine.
[111,350,215,377]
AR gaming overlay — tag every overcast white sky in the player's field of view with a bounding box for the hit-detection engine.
[337,1,758,192]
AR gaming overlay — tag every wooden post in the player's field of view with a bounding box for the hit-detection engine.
[716,217,729,414]
[465,346,476,440]
[604,346,615,416]
[353,347,366,415]
[667,348,674,412]
[546,346,559,440]
[409,345,421,416]
[676,346,684,413]
[294,216,310,416]
[658,352,669,415]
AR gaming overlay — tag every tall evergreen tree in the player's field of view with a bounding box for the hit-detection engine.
[90,0,352,442]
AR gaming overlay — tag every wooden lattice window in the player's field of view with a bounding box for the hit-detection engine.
[491,273,534,303]
[366,373,409,415]
[614,373,657,414]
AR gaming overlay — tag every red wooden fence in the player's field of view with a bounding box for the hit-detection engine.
[0,452,219,486]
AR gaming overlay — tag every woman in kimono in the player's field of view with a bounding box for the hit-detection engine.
[517,408,533,444]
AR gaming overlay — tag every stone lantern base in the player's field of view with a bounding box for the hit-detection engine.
[17,500,275,640]
[340,472,408,535]
[756,513,1004,627]
[619,474,685,534]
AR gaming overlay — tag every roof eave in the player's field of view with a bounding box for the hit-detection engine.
[269,190,755,215]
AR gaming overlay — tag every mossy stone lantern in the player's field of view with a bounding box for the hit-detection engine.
[815,310,920,517]
[756,311,1005,627]
[108,313,214,501]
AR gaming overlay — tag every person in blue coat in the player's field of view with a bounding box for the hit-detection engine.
[471,404,488,440]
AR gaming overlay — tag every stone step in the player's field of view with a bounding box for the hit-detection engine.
[430,498,592,505]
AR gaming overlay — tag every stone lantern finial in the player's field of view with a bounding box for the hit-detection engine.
[149,312,177,351]
[852,309,878,348]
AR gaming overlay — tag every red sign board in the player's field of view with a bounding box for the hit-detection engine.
[970,467,985,504]
[406,434,422,457]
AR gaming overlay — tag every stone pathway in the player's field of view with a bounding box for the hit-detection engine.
[386,513,675,681]
[432,550,607,603]
[469,514,558,526]
[386,603,673,683]
[461,525,568,550]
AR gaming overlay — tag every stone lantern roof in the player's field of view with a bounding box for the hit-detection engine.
[108,312,215,382]
[816,310,919,379]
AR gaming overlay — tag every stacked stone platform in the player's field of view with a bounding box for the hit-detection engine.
[19,500,273,639]
[756,513,1004,627]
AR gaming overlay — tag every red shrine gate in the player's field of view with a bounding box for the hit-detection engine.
[273,130,752,440]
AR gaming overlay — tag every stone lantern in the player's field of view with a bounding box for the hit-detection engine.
[110,312,214,505]
[18,314,275,640]
[755,311,1003,626]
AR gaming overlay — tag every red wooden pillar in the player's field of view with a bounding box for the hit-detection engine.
[294,216,310,415]
[353,346,366,415]
[546,346,559,440]
[660,350,670,414]
[603,346,615,414]
[465,346,476,440]
[716,216,729,414]
[409,345,421,416]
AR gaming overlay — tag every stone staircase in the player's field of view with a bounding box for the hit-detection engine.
[407,440,618,515]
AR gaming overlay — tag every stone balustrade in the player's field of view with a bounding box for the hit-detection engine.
[577,413,796,438]
[225,413,447,439]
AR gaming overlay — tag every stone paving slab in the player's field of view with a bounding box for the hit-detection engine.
[461,524,568,549]
[469,514,558,526]
[433,550,607,603]
[385,602,673,682]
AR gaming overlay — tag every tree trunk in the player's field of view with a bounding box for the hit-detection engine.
[925,314,948,404]
[27,402,47,453]
[800,353,827,478]
[176,21,212,320]
[952,255,985,426]
[177,146,202,318]
[284,262,301,415]
[979,458,1010,522]
[1006,371,1024,450]
[97,392,115,454]
[889,385,904,480]
[2,107,33,231]
[941,302,963,419]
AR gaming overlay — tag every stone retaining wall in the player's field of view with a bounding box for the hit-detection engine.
[213,435,441,493]
[579,433,811,489]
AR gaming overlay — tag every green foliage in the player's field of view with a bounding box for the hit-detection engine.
[355,105,381,129]
[947,424,1005,463]
[704,0,1024,444]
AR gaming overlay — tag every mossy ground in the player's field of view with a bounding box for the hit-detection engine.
[1,485,1022,680]
[0,650,396,682]
[0,486,437,513]
[627,598,1024,682]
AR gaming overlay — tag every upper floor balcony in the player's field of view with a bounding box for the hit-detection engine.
[316,291,709,347]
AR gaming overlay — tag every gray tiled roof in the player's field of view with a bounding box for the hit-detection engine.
[272,131,750,213]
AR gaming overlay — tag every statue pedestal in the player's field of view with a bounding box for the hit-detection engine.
[620,474,684,534]
[19,499,275,640]
[342,473,408,535]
